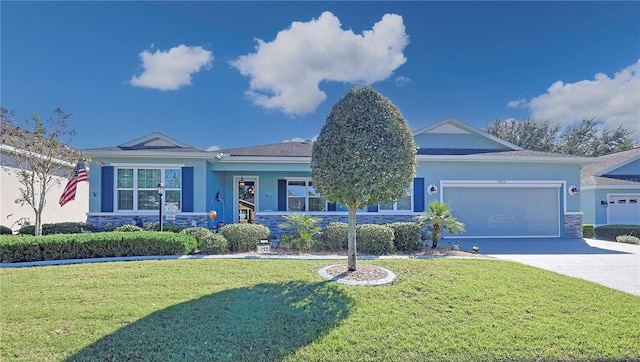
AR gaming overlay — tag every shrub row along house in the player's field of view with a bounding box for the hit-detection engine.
[83,117,609,239]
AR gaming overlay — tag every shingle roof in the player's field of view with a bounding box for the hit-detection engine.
[581,148,640,186]
[219,141,314,157]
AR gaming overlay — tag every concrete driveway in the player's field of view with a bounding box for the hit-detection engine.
[460,238,640,296]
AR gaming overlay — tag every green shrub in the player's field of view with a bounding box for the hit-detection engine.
[0,225,13,235]
[388,222,422,252]
[356,224,395,255]
[278,214,322,252]
[115,224,144,232]
[594,225,640,241]
[145,223,185,233]
[181,227,229,254]
[0,231,197,263]
[199,233,229,254]
[221,223,271,252]
[320,222,348,251]
[616,235,640,245]
[17,222,99,235]
[583,224,595,239]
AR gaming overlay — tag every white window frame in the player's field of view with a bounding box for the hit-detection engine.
[379,188,413,212]
[115,166,182,212]
[286,178,327,212]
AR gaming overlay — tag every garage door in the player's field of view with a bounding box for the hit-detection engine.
[443,183,561,238]
[608,195,640,225]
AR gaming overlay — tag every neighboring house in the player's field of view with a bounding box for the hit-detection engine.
[0,126,89,233]
[580,147,640,226]
[83,118,592,239]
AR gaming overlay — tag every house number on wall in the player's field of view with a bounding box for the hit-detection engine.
[497,180,506,184]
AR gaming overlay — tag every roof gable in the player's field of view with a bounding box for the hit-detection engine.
[118,132,193,150]
[412,117,522,154]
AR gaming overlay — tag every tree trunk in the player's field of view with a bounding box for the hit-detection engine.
[347,206,357,271]
[35,211,43,236]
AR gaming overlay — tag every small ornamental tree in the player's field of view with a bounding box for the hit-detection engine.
[0,107,81,236]
[311,86,417,271]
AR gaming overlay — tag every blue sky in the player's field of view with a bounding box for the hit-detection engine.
[2,1,639,151]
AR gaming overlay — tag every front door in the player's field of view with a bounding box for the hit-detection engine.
[237,177,256,223]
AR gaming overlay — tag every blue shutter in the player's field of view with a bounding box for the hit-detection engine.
[278,179,287,211]
[328,203,337,211]
[101,166,114,212]
[182,167,194,212]
[413,177,425,212]
[367,205,378,212]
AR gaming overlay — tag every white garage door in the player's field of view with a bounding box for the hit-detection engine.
[608,195,640,225]
[443,183,561,238]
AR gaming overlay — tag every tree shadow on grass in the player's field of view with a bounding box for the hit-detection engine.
[66,281,352,361]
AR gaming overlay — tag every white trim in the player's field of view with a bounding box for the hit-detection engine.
[109,163,185,167]
[233,175,259,224]
[416,154,594,164]
[564,211,583,215]
[118,132,193,148]
[580,185,640,191]
[84,150,213,158]
[412,117,524,151]
[0,144,75,167]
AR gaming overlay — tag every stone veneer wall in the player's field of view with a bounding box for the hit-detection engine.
[256,214,418,238]
[88,213,582,238]
[563,213,583,238]
[87,215,216,231]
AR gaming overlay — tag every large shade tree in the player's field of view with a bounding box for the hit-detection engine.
[0,107,81,236]
[484,117,636,156]
[311,86,417,271]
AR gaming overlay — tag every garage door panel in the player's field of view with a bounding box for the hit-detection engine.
[608,195,640,225]
[443,186,560,237]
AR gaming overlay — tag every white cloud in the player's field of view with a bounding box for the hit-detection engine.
[231,11,409,115]
[507,99,526,109]
[523,60,640,132]
[206,145,221,151]
[395,75,411,87]
[283,135,317,143]
[130,45,213,91]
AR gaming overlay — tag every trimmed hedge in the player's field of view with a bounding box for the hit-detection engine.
[18,222,100,235]
[356,224,395,255]
[0,232,196,263]
[582,224,595,239]
[321,222,348,251]
[388,222,422,252]
[594,225,640,242]
[221,223,271,252]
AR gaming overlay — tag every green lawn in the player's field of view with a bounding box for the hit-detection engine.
[1,258,639,361]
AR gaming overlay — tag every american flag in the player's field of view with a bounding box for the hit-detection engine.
[59,161,89,207]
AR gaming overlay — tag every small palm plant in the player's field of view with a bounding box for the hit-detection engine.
[278,214,322,252]
[415,201,465,248]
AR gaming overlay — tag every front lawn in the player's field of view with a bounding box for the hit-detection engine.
[1,259,639,361]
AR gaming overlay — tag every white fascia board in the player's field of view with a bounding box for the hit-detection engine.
[580,184,640,191]
[416,154,595,164]
[1,144,75,167]
[83,149,214,159]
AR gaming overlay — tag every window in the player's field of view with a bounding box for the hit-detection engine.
[287,180,326,212]
[116,167,181,211]
[379,188,412,211]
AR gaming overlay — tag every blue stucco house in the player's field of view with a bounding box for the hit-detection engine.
[580,147,640,226]
[83,118,592,239]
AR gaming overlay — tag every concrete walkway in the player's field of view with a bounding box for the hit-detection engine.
[464,238,640,296]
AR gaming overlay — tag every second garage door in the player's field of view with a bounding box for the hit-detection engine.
[442,183,561,238]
